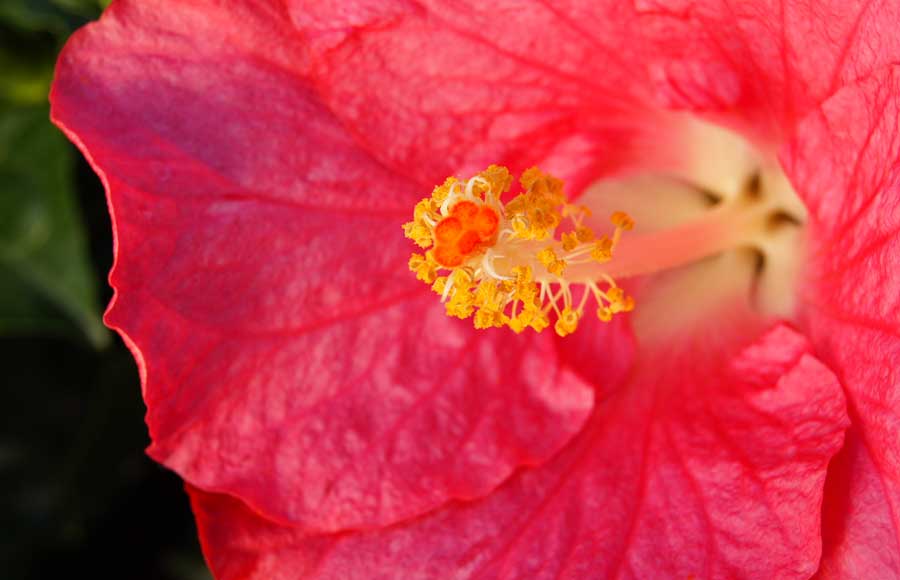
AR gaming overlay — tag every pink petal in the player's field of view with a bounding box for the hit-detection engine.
[189,323,849,579]
[637,0,900,144]
[297,0,689,195]
[50,0,601,532]
[782,65,900,578]
[291,1,900,189]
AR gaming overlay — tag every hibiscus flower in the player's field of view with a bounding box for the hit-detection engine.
[50,0,900,578]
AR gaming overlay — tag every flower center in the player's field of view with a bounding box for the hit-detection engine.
[403,125,804,337]
[585,117,806,326]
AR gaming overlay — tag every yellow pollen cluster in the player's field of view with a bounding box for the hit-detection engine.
[403,166,635,336]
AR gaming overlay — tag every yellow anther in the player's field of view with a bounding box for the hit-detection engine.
[474,280,500,308]
[404,181,460,249]
[561,231,579,251]
[520,167,564,198]
[536,247,553,265]
[511,266,538,301]
[404,166,635,336]
[607,286,624,302]
[575,226,595,243]
[537,247,567,276]
[403,220,434,249]
[510,217,529,238]
[446,289,475,319]
[530,311,550,332]
[605,286,636,313]
[508,316,527,334]
[611,211,635,230]
[606,287,626,313]
[477,165,513,198]
[451,267,474,287]
[590,236,614,263]
[515,303,549,333]
[474,308,507,329]
[431,276,447,295]
[554,307,580,337]
[512,265,533,283]
[409,252,439,284]
[504,168,567,240]
[437,268,477,319]
[596,306,613,322]
[413,199,435,221]
[431,177,458,205]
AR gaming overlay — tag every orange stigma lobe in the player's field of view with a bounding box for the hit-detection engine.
[432,201,500,268]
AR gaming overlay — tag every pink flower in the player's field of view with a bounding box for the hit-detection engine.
[50,0,900,578]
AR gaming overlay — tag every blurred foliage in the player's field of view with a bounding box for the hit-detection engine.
[0,0,109,35]
[0,0,106,346]
[0,104,109,347]
[1,337,209,580]
[0,1,209,579]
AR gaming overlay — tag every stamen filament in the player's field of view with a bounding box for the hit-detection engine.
[563,202,763,283]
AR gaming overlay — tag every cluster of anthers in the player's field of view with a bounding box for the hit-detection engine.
[403,165,635,337]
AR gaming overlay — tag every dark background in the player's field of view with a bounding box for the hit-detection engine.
[1,2,209,578]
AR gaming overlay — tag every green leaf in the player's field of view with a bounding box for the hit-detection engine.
[0,105,108,348]
[0,0,100,34]
[0,48,54,105]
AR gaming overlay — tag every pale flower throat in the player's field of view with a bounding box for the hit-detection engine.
[403,123,805,337]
